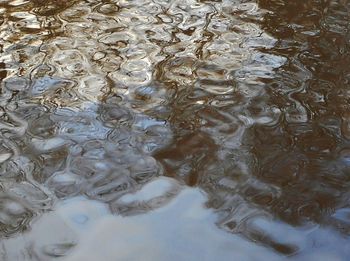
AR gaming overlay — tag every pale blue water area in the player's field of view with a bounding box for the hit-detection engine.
[2,178,349,260]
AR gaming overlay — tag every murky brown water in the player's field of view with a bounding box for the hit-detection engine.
[0,0,349,260]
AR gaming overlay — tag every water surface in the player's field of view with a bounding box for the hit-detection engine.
[0,0,349,260]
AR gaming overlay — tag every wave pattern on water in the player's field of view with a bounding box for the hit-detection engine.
[0,0,349,260]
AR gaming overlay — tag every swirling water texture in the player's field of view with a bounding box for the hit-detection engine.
[0,0,349,260]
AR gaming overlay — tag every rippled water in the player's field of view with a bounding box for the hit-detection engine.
[0,0,349,260]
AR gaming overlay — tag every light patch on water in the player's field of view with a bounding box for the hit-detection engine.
[1,178,282,261]
[2,177,349,261]
[119,177,176,204]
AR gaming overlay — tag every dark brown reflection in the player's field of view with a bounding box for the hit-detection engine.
[242,0,350,228]
[30,0,80,16]
[156,131,218,186]
[0,62,6,83]
[153,0,350,256]
[0,45,5,82]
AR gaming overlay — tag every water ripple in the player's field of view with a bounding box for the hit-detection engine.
[0,0,349,259]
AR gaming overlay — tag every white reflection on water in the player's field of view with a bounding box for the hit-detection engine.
[2,177,349,261]
[2,177,281,261]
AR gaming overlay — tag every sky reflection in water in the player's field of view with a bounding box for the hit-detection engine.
[2,178,349,261]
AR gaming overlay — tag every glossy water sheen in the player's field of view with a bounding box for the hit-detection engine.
[0,0,349,260]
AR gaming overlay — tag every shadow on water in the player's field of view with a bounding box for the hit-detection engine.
[0,0,349,260]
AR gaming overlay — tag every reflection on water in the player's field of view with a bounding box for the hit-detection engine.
[0,0,349,259]
[3,178,349,261]
[3,178,282,261]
